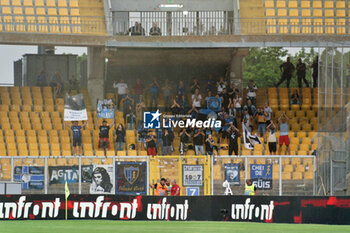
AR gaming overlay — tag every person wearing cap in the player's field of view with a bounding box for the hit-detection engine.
[149,178,168,196]
[97,119,114,152]
[245,179,257,196]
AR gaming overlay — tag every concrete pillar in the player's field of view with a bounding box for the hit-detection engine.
[88,46,105,109]
[229,48,249,93]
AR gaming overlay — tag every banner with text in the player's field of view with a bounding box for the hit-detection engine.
[250,164,273,190]
[182,165,203,187]
[49,165,93,185]
[0,195,350,224]
[64,93,88,121]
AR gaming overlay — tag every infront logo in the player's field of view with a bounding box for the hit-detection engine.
[143,110,161,129]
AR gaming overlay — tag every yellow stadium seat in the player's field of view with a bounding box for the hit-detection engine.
[1,0,10,5]
[12,0,21,6]
[325,10,334,17]
[301,1,310,8]
[265,0,274,8]
[313,1,322,8]
[282,172,291,180]
[58,0,67,7]
[324,1,334,8]
[276,1,285,8]
[288,1,297,8]
[299,144,309,151]
[47,0,56,7]
[23,0,33,6]
[117,150,126,156]
[302,10,311,17]
[290,10,299,17]
[293,172,303,180]
[266,9,275,17]
[277,9,287,17]
[337,1,346,9]
[96,150,105,156]
[69,0,79,7]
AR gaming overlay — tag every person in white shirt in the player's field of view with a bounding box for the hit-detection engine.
[113,79,128,109]
[217,77,227,95]
[264,102,273,125]
[246,80,258,106]
[192,88,202,108]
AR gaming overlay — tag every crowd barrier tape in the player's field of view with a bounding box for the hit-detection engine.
[0,195,349,224]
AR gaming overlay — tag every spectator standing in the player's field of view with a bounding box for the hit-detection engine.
[221,88,230,112]
[190,78,200,94]
[121,89,134,121]
[244,99,257,117]
[311,56,319,88]
[50,72,64,97]
[278,112,290,155]
[146,132,157,156]
[136,96,146,128]
[155,128,164,155]
[149,78,160,110]
[149,22,161,36]
[36,71,47,87]
[113,79,128,110]
[170,180,181,196]
[193,129,205,155]
[138,123,148,151]
[206,75,216,93]
[149,178,167,196]
[65,121,86,156]
[176,80,185,98]
[242,108,252,133]
[205,134,216,156]
[97,120,114,152]
[296,58,309,88]
[125,106,136,130]
[276,57,295,88]
[191,88,202,109]
[245,179,257,196]
[171,97,181,114]
[227,124,240,156]
[162,79,172,112]
[217,77,227,95]
[68,75,79,93]
[179,128,190,155]
[228,103,236,119]
[264,102,273,126]
[115,124,125,151]
[233,92,242,119]
[162,129,173,155]
[221,113,233,144]
[228,82,239,100]
[267,121,277,155]
[256,108,268,142]
[132,78,144,103]
[246,80,258,106]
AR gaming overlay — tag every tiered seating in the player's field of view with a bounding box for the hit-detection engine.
[264,0,347,35]
[0,0,106,35]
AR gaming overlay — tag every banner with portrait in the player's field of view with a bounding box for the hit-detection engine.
[115,162,147,195]
[224,163,240,185]
[97,99,115,119]
[64,93,88,121]
[90,165,114,194]
[14,166,44,190]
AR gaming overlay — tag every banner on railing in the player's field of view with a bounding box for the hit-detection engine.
[14,166,44,190]
[0,195,350,224]
[49,165,93,185]
[224,163,240,185]
[90,165,114,194]
[182,165,203,187]
[115,162,147,195]
[250,164,273,190]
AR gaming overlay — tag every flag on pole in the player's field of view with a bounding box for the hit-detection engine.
[242,123,262,149]
[65,181,70,220]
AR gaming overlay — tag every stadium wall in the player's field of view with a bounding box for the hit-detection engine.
[0,195,349,224]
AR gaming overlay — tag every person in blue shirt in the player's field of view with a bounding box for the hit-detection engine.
[149,78,159,110]
[65,121,86,156]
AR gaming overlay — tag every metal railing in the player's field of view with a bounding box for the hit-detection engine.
[0,155,316,196]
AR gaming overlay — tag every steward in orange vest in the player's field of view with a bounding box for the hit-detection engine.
[150,178,167,196]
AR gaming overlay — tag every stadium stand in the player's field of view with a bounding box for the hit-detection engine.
[0,0,106,35]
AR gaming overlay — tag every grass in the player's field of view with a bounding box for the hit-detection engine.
[0,220,350,233]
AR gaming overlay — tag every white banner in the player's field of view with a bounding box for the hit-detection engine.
[64,93,88,121]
